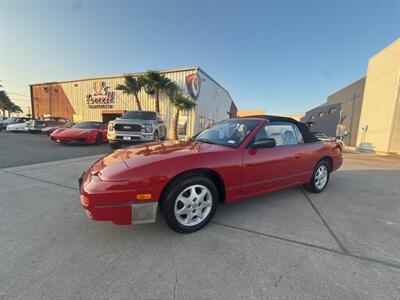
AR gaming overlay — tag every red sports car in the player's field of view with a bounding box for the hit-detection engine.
[50,121,107,145]
[79,116,343,233]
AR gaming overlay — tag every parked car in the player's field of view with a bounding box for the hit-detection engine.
[0,116,8,125]
[312,131,345,148]
[27,117,72,134]
[6,120,34,132]
[79,115,343,233]
[0,117,32,131]
[50,121,107,145]
[107,110,167,149]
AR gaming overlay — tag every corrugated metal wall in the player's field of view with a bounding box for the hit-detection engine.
[31,67,235,139]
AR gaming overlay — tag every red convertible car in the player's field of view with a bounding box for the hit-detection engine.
[79,116,342,233]
[50,121,107,144]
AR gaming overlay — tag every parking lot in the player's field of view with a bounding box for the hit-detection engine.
[1,134,400,299]
[0,131,111,168]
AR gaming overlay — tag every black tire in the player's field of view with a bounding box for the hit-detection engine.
[303,160,330,193]
[153,130,159,141]
[160,131,166,141]
[109,142,121,149]
[161,176,219,233]
[95,134,103,145]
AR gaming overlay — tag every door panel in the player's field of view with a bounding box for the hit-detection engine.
[241,122,313,197]
[242,146,303,197]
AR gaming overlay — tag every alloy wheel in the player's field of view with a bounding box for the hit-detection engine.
[174,184,212,226]
[315,165,328,190]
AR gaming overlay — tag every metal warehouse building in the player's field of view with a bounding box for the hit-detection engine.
[30,67,237,139]
[302,38,400,154]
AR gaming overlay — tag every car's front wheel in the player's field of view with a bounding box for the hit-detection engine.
[303,160,330,193]
[95,133,103,145]
[162,176,218,233]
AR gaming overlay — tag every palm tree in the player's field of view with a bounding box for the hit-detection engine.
[139,71,172,114]
[166,85,196,140]
[10,104,23,116]
[0,90,12,116]
[0,91,23,117]
[116,75,144,110]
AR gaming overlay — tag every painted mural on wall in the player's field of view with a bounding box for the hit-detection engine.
[86,81,115,109]
[185,73,201,99]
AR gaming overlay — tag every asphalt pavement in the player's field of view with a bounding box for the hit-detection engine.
[0,131,110,168]
[1,136,400,299]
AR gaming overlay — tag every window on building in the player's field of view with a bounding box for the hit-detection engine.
[318,112,326,118]
[199,116,205,128]
[329,107,337,115]
[255,124,299,146]
[310,115,315,120]
[207,119,214,127]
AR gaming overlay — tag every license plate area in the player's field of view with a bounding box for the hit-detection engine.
[123,136,131,141]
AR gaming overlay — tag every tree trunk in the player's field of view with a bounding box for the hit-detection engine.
[155,89,160,114]
[134,94,142,110]
[173,109,180,140]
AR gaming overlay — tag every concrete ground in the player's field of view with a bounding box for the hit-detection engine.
[1,150,400,299]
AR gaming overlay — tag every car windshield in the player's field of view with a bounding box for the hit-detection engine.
[194,119,260,147]
[121,111,156,120]
[5,117,18,123]
[72,122,103,129]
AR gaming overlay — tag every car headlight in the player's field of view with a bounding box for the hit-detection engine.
[144,124,153,133]
[108,122,114,132]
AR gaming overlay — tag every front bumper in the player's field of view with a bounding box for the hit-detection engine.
[81,201,158,225]
[79,173,158,225]
[107,131,154,143]
[51,136,91,144]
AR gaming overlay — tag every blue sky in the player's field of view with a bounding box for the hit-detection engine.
[1,0,399,114]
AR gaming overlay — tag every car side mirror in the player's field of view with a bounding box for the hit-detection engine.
[251,138,276,149]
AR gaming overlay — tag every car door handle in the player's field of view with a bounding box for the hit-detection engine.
[294,154,302,159]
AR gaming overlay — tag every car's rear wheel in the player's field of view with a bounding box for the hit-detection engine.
[109,142,121,149]
[95,133,102,145]
[162,176,218,233]
[303,160,330,193]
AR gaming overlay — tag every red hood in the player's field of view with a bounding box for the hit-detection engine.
[118,140,223,168]
[89,140,227,181]
[53,128,96,137]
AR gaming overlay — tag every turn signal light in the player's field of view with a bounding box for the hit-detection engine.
[80,195,90,206]
[136,194,152,200]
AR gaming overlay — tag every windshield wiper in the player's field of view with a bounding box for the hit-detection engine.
[195,138,217,145]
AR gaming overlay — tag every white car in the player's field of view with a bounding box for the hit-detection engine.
[6,120,33,132]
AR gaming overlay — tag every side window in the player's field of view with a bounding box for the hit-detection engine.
[255,124,299,146]
[293,125,304,144]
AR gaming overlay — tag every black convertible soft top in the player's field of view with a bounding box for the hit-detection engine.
[244,115,319,144]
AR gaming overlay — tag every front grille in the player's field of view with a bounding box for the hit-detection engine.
[114,124,142,132]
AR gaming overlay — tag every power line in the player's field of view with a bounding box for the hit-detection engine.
[7,92,30,97]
